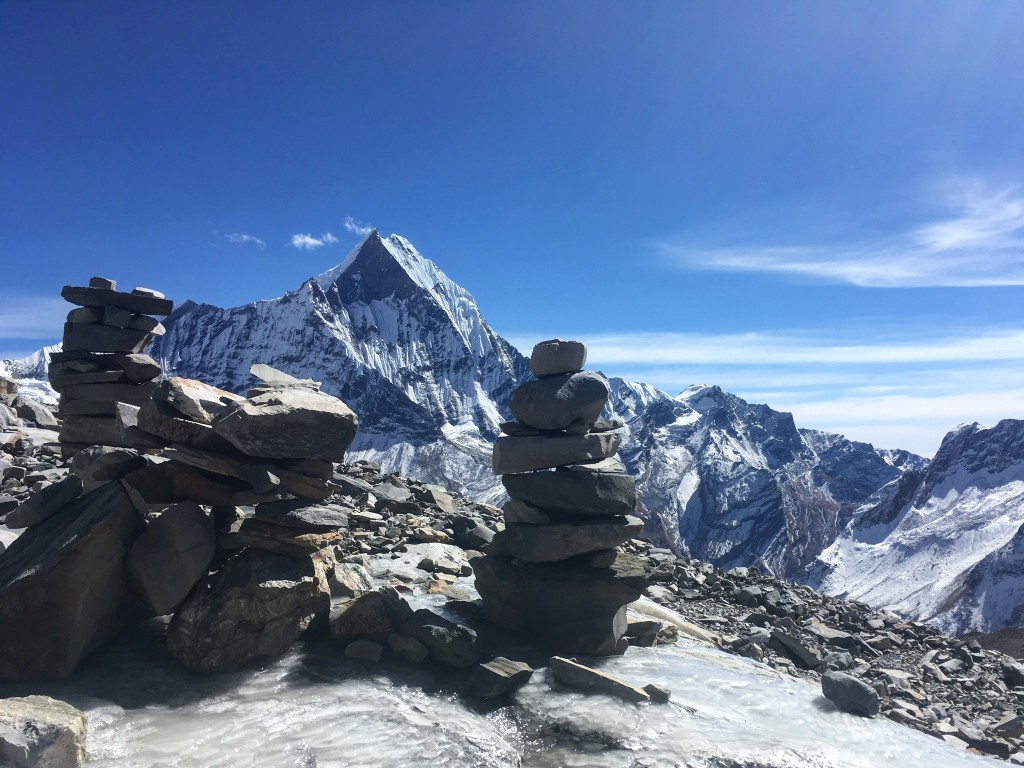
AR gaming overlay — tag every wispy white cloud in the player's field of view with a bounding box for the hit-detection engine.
[290,232,340,250]
[658,180,1024,287]
[225,233,266,248]
[0,297,67,339]
[343,216,373,237]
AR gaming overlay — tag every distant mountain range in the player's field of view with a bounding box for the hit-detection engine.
[6,231,1023,635]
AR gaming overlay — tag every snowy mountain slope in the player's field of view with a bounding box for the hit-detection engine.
[0,344,60,405]
[608,382,911,579]
[152,231,529,502]
[809,419,1024,634]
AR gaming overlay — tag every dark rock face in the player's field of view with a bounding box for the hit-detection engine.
[821,670,880,716]
[0,483,143,681]
[510,372,609,434]
[472,553,646,655]
[167,548,329,673]
[502,467,636,517]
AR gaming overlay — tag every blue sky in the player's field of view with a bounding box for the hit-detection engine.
[2,2,1024,456]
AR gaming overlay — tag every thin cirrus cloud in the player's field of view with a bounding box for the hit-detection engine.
[224,233,266,248]
[290,233,340,250]
[658,182,1024,287]
[343,216,373,237]
[0,297,67,339]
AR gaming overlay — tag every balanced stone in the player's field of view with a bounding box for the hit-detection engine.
[496,515,643,563]
[492,431,621,474]
[510,371,609,434]
[61,323,153,354]
[67,306,102,324]
[502,466,636,517]
[529,339,587,378]
[154,377,243,425]
[61,284,173,315]
[89,276,116,289]
[113,353,162,383]
[213,387,358,461]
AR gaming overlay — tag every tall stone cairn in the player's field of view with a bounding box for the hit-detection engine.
[472,339,646,656]
[51,277,173,455]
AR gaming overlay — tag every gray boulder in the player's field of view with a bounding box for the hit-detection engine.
[492,432,621,475]
[472,552,646,656]
[153,377,243,424]
[72,445,147,493]
[328,562,374,598]
[502,466,636,517]
[0,482,143,680]
[402,609,479,668]
[330,590,413,644]
[529,339,587,378]
[127,501,216,615]
[11,397,58,428]
[821,670,880,716]
[212,387,358,461]
[510,371,609,434]
[498,515,642,562]
[548,656,650,703]
[5,475,83,529]
[0,695,86,768]
[467,657,534,698]
[254,499,350,531]
[167,548,330,673]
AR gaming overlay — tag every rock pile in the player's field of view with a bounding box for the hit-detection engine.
[52,277,172,454]
[474,339,646,656]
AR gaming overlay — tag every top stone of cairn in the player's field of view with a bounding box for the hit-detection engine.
[530,339,587,378]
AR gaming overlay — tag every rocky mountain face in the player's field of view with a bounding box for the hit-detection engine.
[808,418,1024,635]
[147,231,920,584]
[152,232,529,503]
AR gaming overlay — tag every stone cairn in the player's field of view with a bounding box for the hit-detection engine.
[50,276,171,454]
[473,339,646,656]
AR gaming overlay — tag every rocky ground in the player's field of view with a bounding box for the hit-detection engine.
[3,386,1024,764]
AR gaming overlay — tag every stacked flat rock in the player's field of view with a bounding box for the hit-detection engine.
[473,339,646,656]
[52,277,172,454]
[122,364,359,520]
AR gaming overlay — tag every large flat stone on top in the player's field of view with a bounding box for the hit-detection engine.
[127,501,216,616]
[502,465,636,517]
[0,695,86,768]
[0,482,143,680]
[492,432,621,475]
[510,371,609,434]
[61,284,173,315]
[471,553,645,656]
[498,515,642,563]
[61,323,154,354]
[212,387,358,461]
[529,339,587,378]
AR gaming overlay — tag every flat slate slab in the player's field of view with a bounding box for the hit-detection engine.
[61,284,174,315]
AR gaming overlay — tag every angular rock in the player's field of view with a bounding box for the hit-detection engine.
[127,314,164,334]
[66,306,102,324]
[345,639,384,662]
[510,371,610,434]
[136,399,235,452]
[59,415,123,446]
[500,515,642,563]
[643,683,672,704]
[88,276,116,289]
[61,323,153,354]
[548,656,650,703]
[387,633,429,663]
[492,431,622,475]
[61,284,173,315]
[502,466,636,517]
[254,498,350,531]
[212,387,358,461]
[119,461,177,513]
[0,695,86,768]
[333,473,374,497]
[329,562,374,598]
[164,444,280,493]
[0,403,19,428]
[154,377,243,424]
[821,670,880,716]
[330,592,402,644]
[59,381,156,409]
[0,482,143,680]
[71,445,147,493]
[127,501,216,615]
[11,397,58,428]
[467,657,534,698]
[49,369,126,389]
[771,629,822,669]
[402,609,479,668]
[529,339,587,378]
[502,498,557,525]
[113,353,162,383]
[103,305,132,328]
[472,553,646,655]
[167,548,328,673]
[221,519,343,558]
[4,474,83,528]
